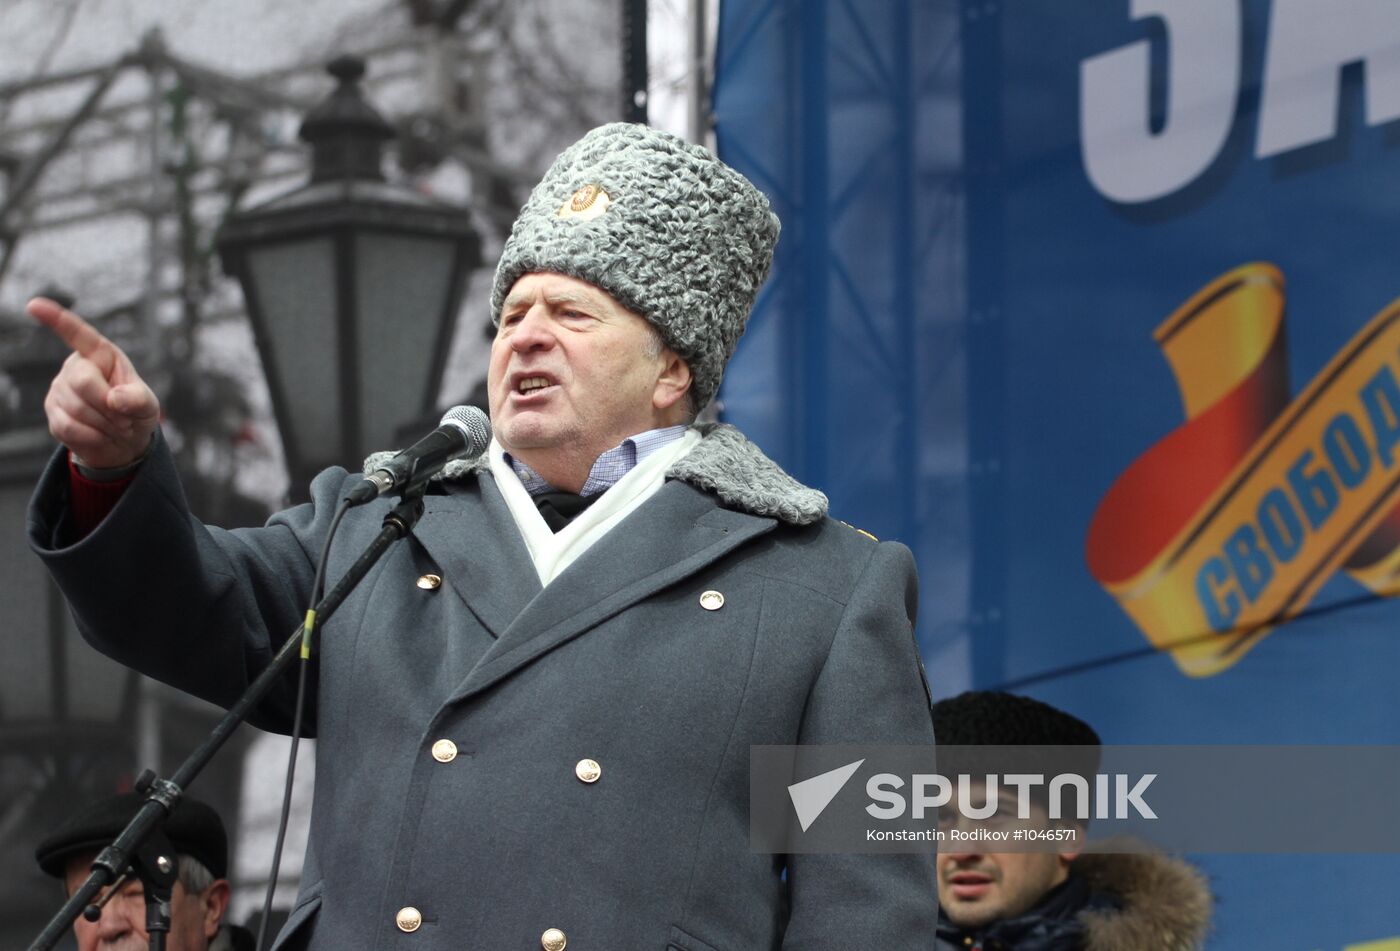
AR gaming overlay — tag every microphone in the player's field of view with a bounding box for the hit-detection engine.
[345,405,491,506]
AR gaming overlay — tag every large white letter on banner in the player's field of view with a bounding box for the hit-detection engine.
[1081,0,1240,204]
[1256,0,1400,157]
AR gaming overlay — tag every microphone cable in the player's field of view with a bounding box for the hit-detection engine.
[250,405,488,948]
[254,495,353,951]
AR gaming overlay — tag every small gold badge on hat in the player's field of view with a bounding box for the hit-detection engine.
[557,183,610,221]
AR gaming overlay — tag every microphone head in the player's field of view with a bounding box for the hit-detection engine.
[438,405,492,457]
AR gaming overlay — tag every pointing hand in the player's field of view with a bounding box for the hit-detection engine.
[27,297,161,470]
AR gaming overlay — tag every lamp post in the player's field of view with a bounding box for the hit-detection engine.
[217,55,480,496]
[0,324,139,756]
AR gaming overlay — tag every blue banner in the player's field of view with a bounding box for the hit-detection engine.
[715,1,1400,947]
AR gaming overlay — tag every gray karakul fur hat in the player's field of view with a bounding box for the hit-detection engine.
[490,122,781,410]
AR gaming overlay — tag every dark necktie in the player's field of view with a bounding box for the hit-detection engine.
[534,490,600,532]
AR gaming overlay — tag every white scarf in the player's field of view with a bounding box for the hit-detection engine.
[488,430,701,586]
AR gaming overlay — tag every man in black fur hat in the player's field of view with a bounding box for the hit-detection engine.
[932,691,1213,950]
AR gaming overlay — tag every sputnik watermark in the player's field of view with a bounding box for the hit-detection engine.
[756,746,1171,854]
[756,744,1400,854]
[863,828,1078,843]
[787,759,865,832]
[789,761,1156,830]
[783,759,1153,845]
[865,771,1157,821]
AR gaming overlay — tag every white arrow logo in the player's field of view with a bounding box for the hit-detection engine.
[787,759,865,832]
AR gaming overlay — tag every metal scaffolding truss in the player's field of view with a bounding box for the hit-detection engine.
[0,29,312,314]
[713,0,968,668]
[0,2,624,336]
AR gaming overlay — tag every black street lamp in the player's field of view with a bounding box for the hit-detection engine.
[0,325,140,753]
[217,55,480,495]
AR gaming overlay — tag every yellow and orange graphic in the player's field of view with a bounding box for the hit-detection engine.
[1086,263,1400,677]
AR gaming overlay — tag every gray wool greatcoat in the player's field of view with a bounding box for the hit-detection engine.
[28,424,939,949]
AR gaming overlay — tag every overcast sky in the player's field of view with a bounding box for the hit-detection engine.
[3,0,392,82]
[2,0,694,129]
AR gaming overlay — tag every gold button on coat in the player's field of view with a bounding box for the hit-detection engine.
[541,927,567,950]
[395,907,422,933]
[431,739,458,763]
[416,573,442,590]
[574,758,601,783]
[699,590,725,611]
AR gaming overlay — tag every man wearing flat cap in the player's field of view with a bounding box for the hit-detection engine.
[35,792,252,951]
[28,123,937,948]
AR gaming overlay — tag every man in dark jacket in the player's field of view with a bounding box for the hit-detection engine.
[26,123,938,949]
[932,692,1212,950]
[35,792,255,951]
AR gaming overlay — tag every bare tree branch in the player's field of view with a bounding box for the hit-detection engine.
[30,0,85,84]
[0,0,84,125]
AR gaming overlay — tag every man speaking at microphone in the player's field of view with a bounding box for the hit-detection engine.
[28,123,937,949]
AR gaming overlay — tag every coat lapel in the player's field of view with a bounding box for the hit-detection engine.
[410,473,541,638]
[447,480,776,703]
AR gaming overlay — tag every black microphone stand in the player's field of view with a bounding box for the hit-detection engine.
[130,829,178,951]
[27,494,427,951]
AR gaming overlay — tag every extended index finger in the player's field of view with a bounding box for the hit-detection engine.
[26,297,111,358]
